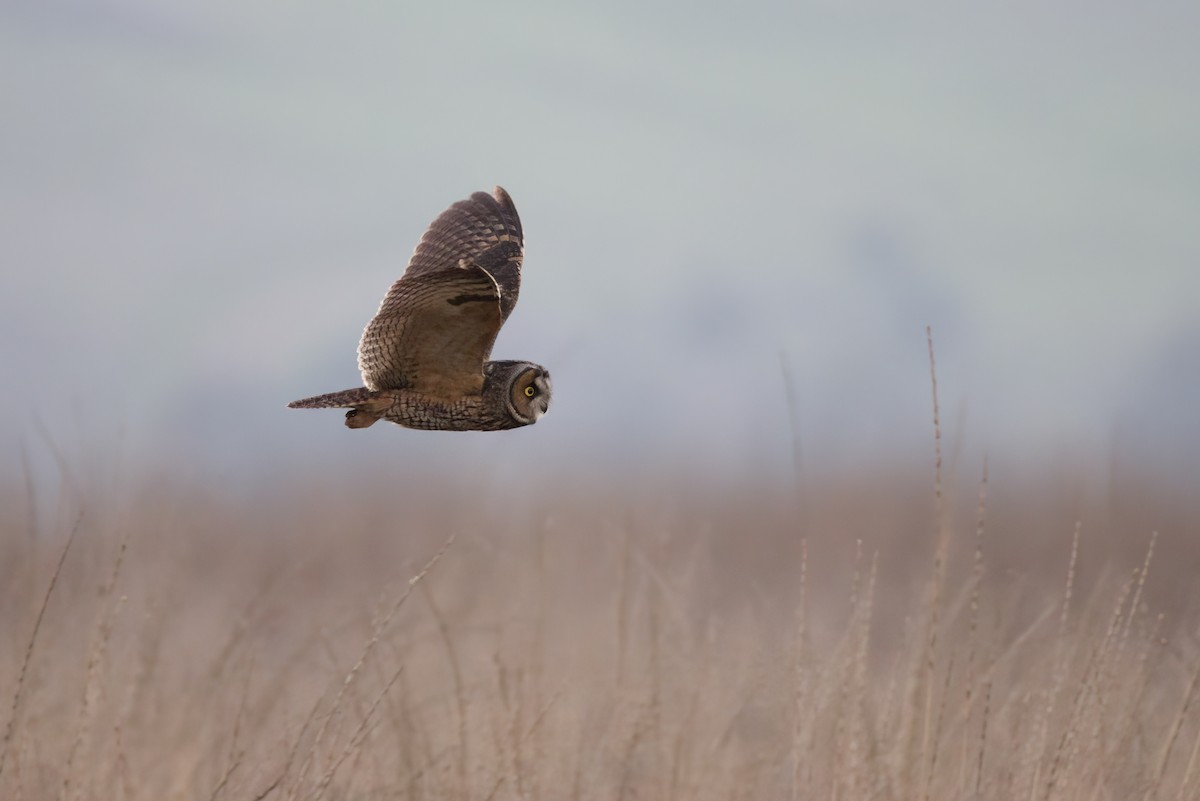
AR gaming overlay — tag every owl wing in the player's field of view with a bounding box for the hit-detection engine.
[357,187,525,396]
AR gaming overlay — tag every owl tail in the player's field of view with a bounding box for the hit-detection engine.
[287,387,391,429]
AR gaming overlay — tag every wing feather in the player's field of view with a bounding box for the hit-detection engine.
[406,186,523,320]
[356,187,524,395]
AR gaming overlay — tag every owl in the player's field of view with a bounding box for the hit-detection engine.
[288,187,551,431]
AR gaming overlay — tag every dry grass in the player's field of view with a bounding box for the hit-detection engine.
[1,458,1198,801]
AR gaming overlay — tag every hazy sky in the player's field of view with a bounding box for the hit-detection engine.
[2,1,1197,486]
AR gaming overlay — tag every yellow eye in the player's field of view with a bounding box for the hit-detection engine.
[524,386,536,397]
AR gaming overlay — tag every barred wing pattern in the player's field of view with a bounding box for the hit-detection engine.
[357,188,525,397]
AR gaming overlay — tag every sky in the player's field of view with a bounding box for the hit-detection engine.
[2,0,1198,490]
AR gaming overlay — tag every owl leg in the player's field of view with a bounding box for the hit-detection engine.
[343,393,396,429]
[345,408,381,429]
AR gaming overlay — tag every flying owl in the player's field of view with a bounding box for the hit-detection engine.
[288,187,552,431]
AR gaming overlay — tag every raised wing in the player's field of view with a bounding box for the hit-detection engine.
[405,186,523,320]
[357,187,525,395]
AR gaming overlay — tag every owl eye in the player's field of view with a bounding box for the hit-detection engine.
[524,385,536,397]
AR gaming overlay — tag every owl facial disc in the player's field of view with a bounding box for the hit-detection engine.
[507,365,552,425]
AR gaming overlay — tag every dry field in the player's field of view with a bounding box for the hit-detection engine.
[1,459,1198,800]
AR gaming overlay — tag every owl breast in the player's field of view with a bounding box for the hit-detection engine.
[379,390,521,431]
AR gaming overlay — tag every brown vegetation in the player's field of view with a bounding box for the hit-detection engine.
[1,456,1197,800]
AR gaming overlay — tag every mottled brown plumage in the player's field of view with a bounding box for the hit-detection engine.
[288,187,551,431]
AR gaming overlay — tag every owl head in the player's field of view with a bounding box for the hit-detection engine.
[485,360,552,427]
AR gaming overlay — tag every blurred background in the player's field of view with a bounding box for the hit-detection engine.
[3,8,1199,796]
[1,0,1198,496]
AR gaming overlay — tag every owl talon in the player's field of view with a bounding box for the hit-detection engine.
[344,407,380,429]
